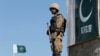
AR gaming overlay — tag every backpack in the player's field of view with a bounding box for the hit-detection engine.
[63,18,67,32]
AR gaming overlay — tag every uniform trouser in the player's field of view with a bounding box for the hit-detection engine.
[50,32,63,56]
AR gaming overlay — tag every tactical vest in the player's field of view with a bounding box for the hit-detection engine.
[50,14,66,33]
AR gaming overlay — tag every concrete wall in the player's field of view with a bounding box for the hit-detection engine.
[68,38,100,56]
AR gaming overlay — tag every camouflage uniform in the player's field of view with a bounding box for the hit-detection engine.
[47,3,66,56]
[50,32,63,56]
[49,13,65,56]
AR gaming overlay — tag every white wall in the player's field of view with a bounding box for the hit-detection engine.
[98,0,100,36]
[66,0,75,47]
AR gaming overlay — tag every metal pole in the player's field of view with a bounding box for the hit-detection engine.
[13,53,15,56]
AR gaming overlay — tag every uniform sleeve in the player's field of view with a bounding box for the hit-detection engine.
[56,15,64,28]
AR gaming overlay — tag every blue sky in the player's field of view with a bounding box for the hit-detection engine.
[0,0,68,56]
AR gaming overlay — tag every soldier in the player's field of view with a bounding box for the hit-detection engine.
[47,3,66,56]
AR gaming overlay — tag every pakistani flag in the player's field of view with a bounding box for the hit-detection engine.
[13,44,26,54]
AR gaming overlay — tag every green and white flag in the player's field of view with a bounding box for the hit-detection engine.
[13,44,26,54]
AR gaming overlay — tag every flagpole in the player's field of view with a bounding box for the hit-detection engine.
[13,53,14,56]
[13,53,15,56]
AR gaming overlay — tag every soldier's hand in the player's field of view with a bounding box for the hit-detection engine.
[46,30,49,35]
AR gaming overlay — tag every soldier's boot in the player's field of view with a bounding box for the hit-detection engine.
[53,52,61,56]
[53,52,60,56]
[52,52,57,56]
[57,53,61,56]
[55,52,61,56]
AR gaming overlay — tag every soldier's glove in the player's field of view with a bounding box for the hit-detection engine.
[46,30,49,35]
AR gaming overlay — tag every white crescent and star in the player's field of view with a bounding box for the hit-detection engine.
[79,0,93,22]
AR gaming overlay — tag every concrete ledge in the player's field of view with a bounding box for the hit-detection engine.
[68,38,100,56]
